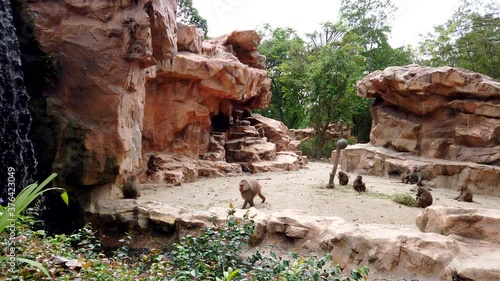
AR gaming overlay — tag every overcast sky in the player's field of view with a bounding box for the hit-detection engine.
[191,0,462,47]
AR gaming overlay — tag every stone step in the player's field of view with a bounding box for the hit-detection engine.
[225,137,268,150]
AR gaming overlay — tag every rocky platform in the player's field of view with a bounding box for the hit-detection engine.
[88,201,500,281]
[339,144,500,196]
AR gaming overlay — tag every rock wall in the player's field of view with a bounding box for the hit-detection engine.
[342,65,500,194]
[357,65,499,164]
[26,0,271,201]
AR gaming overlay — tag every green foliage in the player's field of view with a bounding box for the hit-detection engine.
[391,194,418,207]
[165,210,255,279]
[0,173,66,278]
[258,24,309,128]
[339,0,403,72]
[1,208,370,280]
[0,173,66,234]
[300,136,357,160]
[306,40,365,158]
[246,248,369,281]
[300,136,337,160]
[417,0,499,79]
[177,0,209,37]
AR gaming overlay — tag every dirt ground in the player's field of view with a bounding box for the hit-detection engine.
[139,161,500,230]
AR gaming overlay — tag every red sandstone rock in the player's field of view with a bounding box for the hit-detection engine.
[28,0,273,190]
[416,206,500,244]
[357,65,500,164]
[339,144,500,196]
[87,200,500,281]
[176,22,204,53]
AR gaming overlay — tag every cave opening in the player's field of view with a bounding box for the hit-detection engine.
[211,112,229,132]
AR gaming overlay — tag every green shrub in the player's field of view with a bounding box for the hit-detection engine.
[1,207,369,280]
[391,194,418,207]
[300,136,358,160]
[300,136,336,159]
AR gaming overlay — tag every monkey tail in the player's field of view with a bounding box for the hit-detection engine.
[258,192,266,203]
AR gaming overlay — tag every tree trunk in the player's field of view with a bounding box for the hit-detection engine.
[327,120,346,188]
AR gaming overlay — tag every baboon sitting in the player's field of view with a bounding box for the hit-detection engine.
[401,169,411,184]
[352,175,366,192]
[416,186,432,208]
[239,179,266,209]
[123,176,141,199]
[146,155,160,175]
[338,171,349,186]
[454,185,473,202]
[409,166,423,186]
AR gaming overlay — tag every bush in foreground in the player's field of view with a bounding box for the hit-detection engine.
[1,207,369,280]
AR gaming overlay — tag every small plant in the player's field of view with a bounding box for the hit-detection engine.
[165,208,255,280]
[1,206,370,280]
[0,173,67,277]
[245,249,369,280]
[391,193,418,207]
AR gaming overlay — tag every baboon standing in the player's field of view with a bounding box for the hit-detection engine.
[454,185,473,202]
[239,179,266,209]
[123,176,141,199]
[409,167,423,186]
[338,171,349,186]
[416,186,432,208]
[352,175,366,192]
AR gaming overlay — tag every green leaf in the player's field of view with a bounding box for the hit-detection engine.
[61,191,69,206]
[0,257,50,277]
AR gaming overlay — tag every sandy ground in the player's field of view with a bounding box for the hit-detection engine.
[139,162,500,230]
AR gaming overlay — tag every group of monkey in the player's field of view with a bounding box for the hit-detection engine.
[121,160,475,210]
[236,167,474,209]
[400,166,474,208]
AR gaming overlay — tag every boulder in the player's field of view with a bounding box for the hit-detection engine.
[449,253,500,281]
[249,114,292,152]
[416,206,500,244]
[357,65,500,165]
[176,22,204,53]
[248,152,304,173]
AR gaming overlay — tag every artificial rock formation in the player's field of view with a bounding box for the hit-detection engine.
[416,206,500,244]
[87,201,500,281]
[357,65,499,163]
[341,65,500,195]
[26,0,307,203]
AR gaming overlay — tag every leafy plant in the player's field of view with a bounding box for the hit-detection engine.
[391,193,418,207]
[1,206,370,280]
[246,249,369,281]
[165,209,255,280]
[0,173,67,277]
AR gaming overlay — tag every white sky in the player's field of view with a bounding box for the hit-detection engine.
[191,0,462,47]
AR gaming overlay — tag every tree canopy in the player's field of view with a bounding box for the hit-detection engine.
[185,0,498,158]
[417,0,499,79]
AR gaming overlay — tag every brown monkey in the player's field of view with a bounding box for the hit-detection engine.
[454,185,473,202]
[352,175,366,192]
[416,186,433,208]
[338,171,349,186]
[409,167,423,186]
[239,179,266,209]
[401,169,411,184]
[122,176,141,199]
[146,155,160,175]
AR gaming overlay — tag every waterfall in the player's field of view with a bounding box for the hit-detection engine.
[0,0,37,202]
